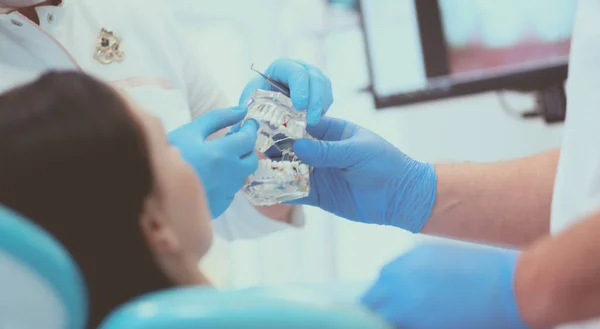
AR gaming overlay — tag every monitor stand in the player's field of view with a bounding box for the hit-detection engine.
[535,82,567,124]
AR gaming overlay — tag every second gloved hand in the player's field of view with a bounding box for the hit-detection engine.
[289,117,436,232]
[238,58,334,125]
[361,242,530,329]
[168,107,259,218]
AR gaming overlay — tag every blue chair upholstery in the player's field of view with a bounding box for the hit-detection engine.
[99,285,392,329]
[0,204,87,329]
[0,205,388,329]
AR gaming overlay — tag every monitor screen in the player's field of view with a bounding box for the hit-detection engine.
[440,0,574,80]
[360,0,577,108]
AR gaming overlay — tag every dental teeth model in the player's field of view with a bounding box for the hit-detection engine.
[244,158,311,206]
[241,89,313,206]
[243,90,308,153]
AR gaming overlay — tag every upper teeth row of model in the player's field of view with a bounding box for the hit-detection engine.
[247,103,306,139]
[253,159,310,177]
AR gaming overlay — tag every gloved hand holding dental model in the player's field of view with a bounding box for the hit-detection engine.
[168,107,259,218]
[232,58,334,207]
[238,58,334,125]
[170,58,333,216]
[288,117,437,232]
[361,242,530,329]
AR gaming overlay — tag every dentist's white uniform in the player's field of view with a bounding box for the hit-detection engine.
[553,0,600,328]
[0,0,304,240]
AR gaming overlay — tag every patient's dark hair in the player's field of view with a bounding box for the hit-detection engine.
[0,72,172,328]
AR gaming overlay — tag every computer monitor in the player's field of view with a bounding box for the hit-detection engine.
[359,0,576,109]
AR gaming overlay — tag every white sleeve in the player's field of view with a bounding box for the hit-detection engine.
[173,17,306,240]
[213,192,306,241]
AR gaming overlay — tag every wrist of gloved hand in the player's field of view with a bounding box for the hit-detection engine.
[387,161,437,232]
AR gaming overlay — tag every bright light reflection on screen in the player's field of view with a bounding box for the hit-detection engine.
[362,0,427,96]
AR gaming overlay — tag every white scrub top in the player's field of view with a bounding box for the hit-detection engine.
[0,0,303,241]
[552,0,600,328]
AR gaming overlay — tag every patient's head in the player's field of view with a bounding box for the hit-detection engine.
[0,71,213,327]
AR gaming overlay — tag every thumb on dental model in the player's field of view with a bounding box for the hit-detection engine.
[293,139,349,168]
[293,116,358,168]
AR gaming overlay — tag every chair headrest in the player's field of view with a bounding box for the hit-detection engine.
[0,204,87,329]
[99,285,392,329]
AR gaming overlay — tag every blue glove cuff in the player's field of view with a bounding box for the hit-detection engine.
[504,253,532,329]
[387,162,437,232]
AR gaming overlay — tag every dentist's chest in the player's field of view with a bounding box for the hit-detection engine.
[0,5,192,132]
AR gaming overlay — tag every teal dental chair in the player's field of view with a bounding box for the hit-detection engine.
[0,203,391,329]
[0,204,87,329]
[98,284,392,329]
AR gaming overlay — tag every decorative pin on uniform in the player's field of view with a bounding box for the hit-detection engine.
[94,28,124,64]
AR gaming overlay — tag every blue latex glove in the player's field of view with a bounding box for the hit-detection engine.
[168,106,259,218]
[288,117,436,232]
[238,58,334,125]
[361,242,530,329]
